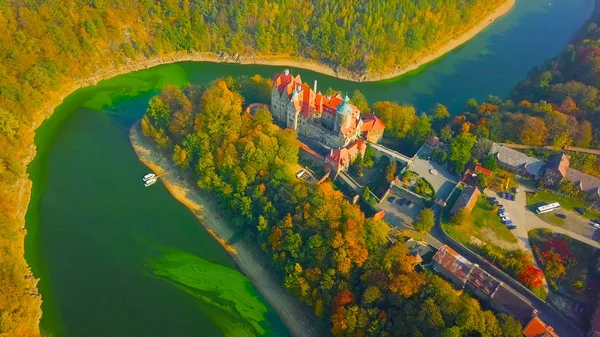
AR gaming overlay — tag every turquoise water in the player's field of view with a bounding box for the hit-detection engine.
[24,0,593,336]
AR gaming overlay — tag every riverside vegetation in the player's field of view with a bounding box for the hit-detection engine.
[0,1,511,335]
[139,77,524,337]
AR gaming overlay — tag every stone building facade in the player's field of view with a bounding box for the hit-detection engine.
[271,69,364,149]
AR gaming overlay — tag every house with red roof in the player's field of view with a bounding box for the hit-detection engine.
[360,114,385,143]
[523,316,559,337]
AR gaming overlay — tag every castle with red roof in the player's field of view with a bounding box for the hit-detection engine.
[271,69,385,173]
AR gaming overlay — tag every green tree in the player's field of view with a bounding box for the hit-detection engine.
[481,155,498,173]
[350,89,371,114]
[415,209,435,233]
[146,96,171,129]
[409,114,433,148]
[449,132,477,174]
[451,209,469,226]
[372,101,416,139]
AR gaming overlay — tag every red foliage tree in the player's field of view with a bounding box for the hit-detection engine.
[519,264,543,287]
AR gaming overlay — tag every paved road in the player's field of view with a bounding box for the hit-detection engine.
[410,157,458,201]
[428,208,584,337]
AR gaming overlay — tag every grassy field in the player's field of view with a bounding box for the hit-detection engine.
[443,195,518,248]
[526,190,600,221]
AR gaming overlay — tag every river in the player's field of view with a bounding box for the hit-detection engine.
[24,0,593,336]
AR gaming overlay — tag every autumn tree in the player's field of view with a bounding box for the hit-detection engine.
[520,116,548,146]
[372,101,416,139]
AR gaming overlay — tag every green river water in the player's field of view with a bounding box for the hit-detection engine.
[24,0,594,336]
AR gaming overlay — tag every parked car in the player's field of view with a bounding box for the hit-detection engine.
[556,213,567,219]
[388,196,396,202]
[499,212,508,217]
[592,222,600,229]
[498,208,506,214]
[572,302,584,314]
[498,192,505,198]
[508,194,515,201]
[487,196,497,202]
[595,219,600,225]
[497,204,504,209]
[504,220,513,225]
[512,187,519,193]
[574,207,586,215]
[507,225,517,230]
[501,217,511,223]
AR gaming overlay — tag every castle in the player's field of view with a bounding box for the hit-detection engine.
[270,69,385,173]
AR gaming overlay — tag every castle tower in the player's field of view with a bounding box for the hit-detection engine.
[334,95,353,132]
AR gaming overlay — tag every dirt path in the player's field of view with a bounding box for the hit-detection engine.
[129,123,322,337]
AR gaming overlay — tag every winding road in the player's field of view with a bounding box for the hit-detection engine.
[428,208,584,337]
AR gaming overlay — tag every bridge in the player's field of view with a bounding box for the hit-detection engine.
[369,142,415,165]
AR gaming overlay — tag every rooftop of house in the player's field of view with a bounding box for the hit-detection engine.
[545,153,570,178]
[361,114,385,133]
[432,245,475,284]
[326,139,367,168]
[474,165,493,176]
[489,143,546,176]
[450,186,481,214]
[566,167,600,199]
[490,283,536,324]
[405,239,433,258]
[522,316,558,337]
[466,265,501,297]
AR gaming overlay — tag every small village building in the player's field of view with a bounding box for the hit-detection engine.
[489,144,546,179]
[425,135,446,150]
[461,165,493,186]
[523,316,559,337]
[489,283,537,325]
[360,114,385,143]
[542,153,570,187]
[405,238,434,265]
[566,168,600,201]
[431,245,475,287]
[466,265,501,300]
[450,186,481,215]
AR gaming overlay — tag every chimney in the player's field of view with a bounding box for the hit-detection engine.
[313,80,317,93]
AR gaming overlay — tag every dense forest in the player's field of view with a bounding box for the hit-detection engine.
[509,12,600,149]
[140,78,523,337]
[0,1,508,335]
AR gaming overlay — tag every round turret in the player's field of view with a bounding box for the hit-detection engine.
[336,95,353,116]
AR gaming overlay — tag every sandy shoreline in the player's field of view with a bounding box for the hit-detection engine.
[129,123,322,337]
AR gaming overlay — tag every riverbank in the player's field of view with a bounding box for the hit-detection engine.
[129,123,322,337]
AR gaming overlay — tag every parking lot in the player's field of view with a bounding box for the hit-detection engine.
[378,186,424,230]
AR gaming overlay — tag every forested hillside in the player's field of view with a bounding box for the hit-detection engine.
[510,12,600,148]
[0,1,507,335]
[140,78,523,337]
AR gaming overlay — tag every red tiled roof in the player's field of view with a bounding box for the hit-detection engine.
[475,165,493,176]
[327,139,367,168]
[523,316,558,337]
[432,245,475,284]
[361,114,385,132]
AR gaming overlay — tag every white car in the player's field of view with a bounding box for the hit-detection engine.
[501,216,511,222]
[499,212,508,217]
[592,223,600,229]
